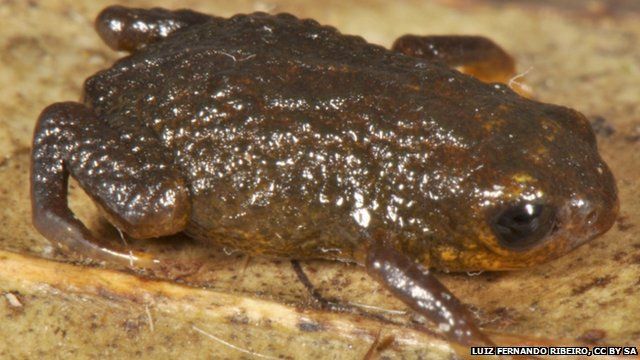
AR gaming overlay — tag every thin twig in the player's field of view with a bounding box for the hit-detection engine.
[145,305,154,332]
[508,66,533,88]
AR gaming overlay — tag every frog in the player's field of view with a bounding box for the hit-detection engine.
[30,5,618,348]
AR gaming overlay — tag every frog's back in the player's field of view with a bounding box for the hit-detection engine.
[84,12,450,113]
[83,12,521,260]
[87,15,391,100]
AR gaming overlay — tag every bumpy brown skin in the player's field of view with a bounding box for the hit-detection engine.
[31,7,618,348]
[85,11,616,268]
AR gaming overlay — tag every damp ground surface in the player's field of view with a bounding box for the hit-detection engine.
[1,0,639,359]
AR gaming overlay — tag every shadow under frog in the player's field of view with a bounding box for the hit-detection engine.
[30,6,618,347]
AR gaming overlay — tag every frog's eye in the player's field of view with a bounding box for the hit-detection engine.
[491,203,556,251]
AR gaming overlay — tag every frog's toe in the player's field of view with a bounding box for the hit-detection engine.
[95,5,213,52]
[32,206,159,268]
[392,35,516,84]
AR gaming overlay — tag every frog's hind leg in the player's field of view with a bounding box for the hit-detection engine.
[95,5,214,52]
[291,260,355,313]
[31,102,191,268]
[392,35,515,85]
[366,242,495,347]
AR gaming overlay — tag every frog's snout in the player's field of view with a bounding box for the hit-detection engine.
[562,193,618,249]
[559,166,619,249]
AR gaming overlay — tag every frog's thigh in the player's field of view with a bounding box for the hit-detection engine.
[392,35,515,84]
[366,243,494,347]
[95,5,213,52]
[31,102,190,266]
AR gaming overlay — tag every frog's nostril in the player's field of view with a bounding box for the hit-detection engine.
[575,199,601,226]
[585,210,598,225]
[571,197,592,215]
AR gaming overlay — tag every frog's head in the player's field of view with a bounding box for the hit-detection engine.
[423,93,618,271]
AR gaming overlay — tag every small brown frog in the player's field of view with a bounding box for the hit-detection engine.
[31,6,618,347]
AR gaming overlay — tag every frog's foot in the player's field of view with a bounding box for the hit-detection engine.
[366,242,495,347]
[95,5,214,52]
[392,35,516,85]
[31,102,191,269]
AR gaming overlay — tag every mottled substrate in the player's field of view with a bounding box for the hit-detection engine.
[0,0,639,359]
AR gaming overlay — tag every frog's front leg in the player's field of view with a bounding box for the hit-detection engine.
[31,102,190,267]
[392,35,515,84]
[95,5,214,52]
[366,242,494,347]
